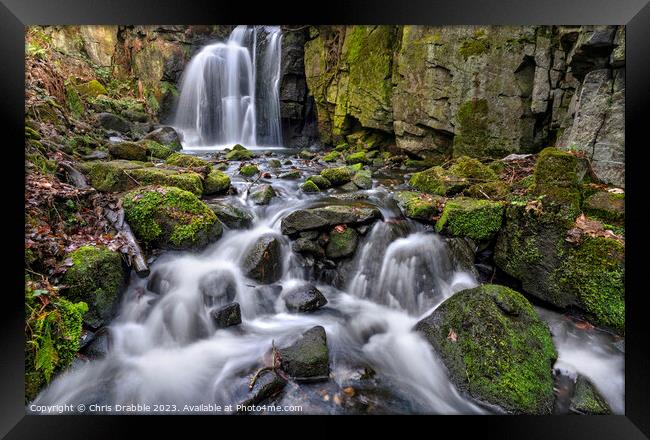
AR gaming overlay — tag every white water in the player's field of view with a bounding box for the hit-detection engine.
[173,26,283,149]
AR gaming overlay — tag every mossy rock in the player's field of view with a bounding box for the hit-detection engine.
[242,234,283,284]
[203,169,231,195]
[533,148,582,218]
[584,191,624,223]
[123,186,222,250]
[569,375,611,415]
[239,164,259,177]
[65,84,84,118]
[225,146,255,161]
[325,226,359,259]
[448,156,498,182]
[299,149,316,160]
[62,245,125,328]
[306,175,332,190]
[250,184,276,205]
[280,325,330,381]
[165,152,209,168]
[25,286,87,402]
[346,151,369,165]
[206,201,253,230]
[301,180,320,193]
[79,160,148,192]
[435,197,504,241]
[320,166,354,186]
[464,181,509,200]
[415,284,557,414]
[139,139,174,160]
[393,191,444,222]
[75,79,108,98]
[108,141,148,161]
[322,151,340,162]
[352,169,372,189]
[409,166,468,196]
[268,159,281,168]
[128,167,204,196]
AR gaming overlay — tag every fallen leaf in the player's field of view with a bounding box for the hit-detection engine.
[447,328,458,343]
[343,387,355,397]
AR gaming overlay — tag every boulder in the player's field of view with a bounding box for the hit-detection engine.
[393,191,444,222]
[415,284,557,414]
[249,184,276,205]
[569,375,611,415]
[320,166,354,186]
[281,204,381,235]
[409,166,468,196]
[242,234,283,284]
[165,152,210,168]
[207,201,253,229]
[326,226,359,259]
[300,180,320,193]
[203,170,231,195]
[584,191,624,223]
[97,112,131,134]
[144,126,182,151]
[306,175,332,190]
[435,197,504,241]
[62,245,126,328]
[139,139,174,160]
[239,164,259,177]
[532,147,582,218]
[79,160,147,192]
[122,186,222,250]
[212,303,242,329]
[225,145,255,161]
[280,326,330,381]
[127,167,204,196]
[352,169,372,189]
[279,170,302,179]
[283,285,328,312]
[241,370,286,407]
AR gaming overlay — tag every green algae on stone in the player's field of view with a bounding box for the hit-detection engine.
[239,164,259,177]
[301,180,320,193]
[326,226,359,259]
[415,284,557,414]
[165,152,209,168]
[62,245,125,327]
[435,197,504,241]
[320,166,354,186]
[203,169,231,195]
[123,186,222,250]
[306,175,332,190]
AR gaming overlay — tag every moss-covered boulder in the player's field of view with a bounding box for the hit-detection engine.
[25,285,88,401]
[281,204,382,235]
[250,184,276,205]
[239,164,259,177]
[306,175,331,190]
[322,151,340,162]
[203,169,231,195]
[346,151,369,165]
[97,112,131,134]
[533,148,582,218]
[206,201,253,230]
[409,166,468,196]
[464,181,509,200]
[139,139,174,160]
[584,191,624,223]
[79,160,147,192]
[320,166,354,186]
[62,246,125,327]
[300,180,320,193]
[128,167,204,196]
[326,226,359,259]
[352,169,372,189]
[415,284,557,414]
[123,186,222,250]
[435,197,504,241]
[448,156,498,182]
[393,191,444,222]
[225,145,255,161]
[76,79,108,98]
[279,169,302,179]
[144,127,182,151]
[569,375,611,415]
[280,325,330,381]
[242,234,283,284]
[165,152,210,168]
[495,203,625,333]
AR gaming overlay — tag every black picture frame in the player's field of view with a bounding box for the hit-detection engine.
[2,0,648,437]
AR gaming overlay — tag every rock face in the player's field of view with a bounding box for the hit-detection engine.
[415,284,557,414]
[62,246,126,328]
[281,204,381,235]
[283,285,328,312]
[280,326,330,381]
[242,234,283,284]
[303,25,624,185]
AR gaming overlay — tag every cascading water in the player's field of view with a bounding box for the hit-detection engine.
[173,25,283,149]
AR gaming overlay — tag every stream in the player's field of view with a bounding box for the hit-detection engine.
[30,152,625,415]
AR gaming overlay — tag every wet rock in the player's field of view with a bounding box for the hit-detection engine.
[569,375,611,415]
[306,175,332,190]
[146,267,175,295]
[292,237,325,258]
[279,169,302,179]
[144,126,182,151]
[320,166,354,186]
[283,285,328,312]
[254,285,283,314]
[446,237,478,277]
[199,269,237,306]
[225,145,255,161]
[250,184,276,205]
[393,191,444,222]
[82,328,110,359]
[108,141,148,161]
[281,204,381,235]
[352,170,372,189]
[242,234,283,284]
[326,226,359,259]
[212,303,242,329]
[300,180,320,193]
[280,326,330,381]
[435,197,504,241]
[239,164,259,177]
[207,201,253,229]
[299,149,316,160]
[241,370,286,407]
[97,112,131,134]
[339,181,359,192]
[415,284,557,414]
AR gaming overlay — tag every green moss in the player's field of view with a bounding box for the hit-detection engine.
[123,186,221,250]
[76,79,108,98]
[62,245,124,327]
[26,152,57,175]
[320,166,354,186]
[25,284,87,402]
[584,191,625,223]
[448,156,498,182]
[352,169,372,189]
[534,147,579,187]
[322,151,341,162]
[279,170,302,179]
[301,180,320,193]
[326,227,359,259]
[346,151,369,165]
[25,126,41,140]
[464,181,509,200]
[409,166,468,196]
[128,168,204,196]
[140,140,174,159]
[80,160,146,192]
[458,37,490,59]
[239,164,259,177]
[334,142,349,151]
[570,376,611,415]
[306,175,332,190]
[394,191,444,222]
[108,141,148,161]
[416,284,556,414]
[435,197,504,241]
[453,99,493,158]
[225,147,255,161]
[203,170,231,195]
[65,84,84,118]
[555,236,625,333]
[165,152,209,168]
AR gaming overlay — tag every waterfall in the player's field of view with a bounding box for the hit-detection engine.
[173,25,283,149]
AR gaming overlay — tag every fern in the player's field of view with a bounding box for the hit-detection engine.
[34,320,59,382]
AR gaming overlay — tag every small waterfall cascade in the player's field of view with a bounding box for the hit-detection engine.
[173,25,283,148]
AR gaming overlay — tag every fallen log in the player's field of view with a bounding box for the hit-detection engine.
[104,204,150,277]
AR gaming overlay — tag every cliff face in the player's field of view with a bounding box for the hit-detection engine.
[303,25,625,187]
